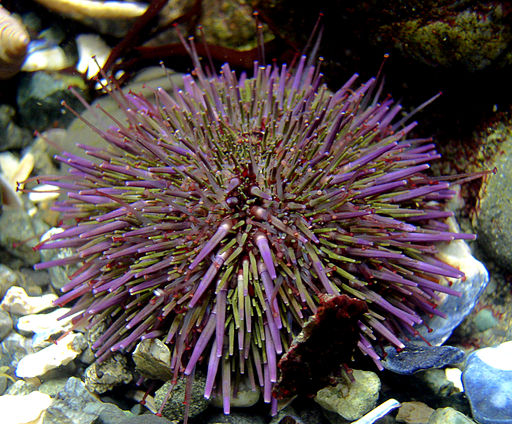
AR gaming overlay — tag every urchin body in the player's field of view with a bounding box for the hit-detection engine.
[34,51,472,414]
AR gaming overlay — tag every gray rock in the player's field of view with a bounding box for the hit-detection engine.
[154,374,209,422]
[0,104,32,151]
[6,378,39,395]
[43,376,129,424]
[477,132,512,272]
[462,341,512,424]
[421,369,456,397]
[133,339,172,381]
[17,71,88,131]
[0,264,20,300]
[396,401,435,424]
[39,377,69,397]
[84,353,133,394]
[0,332,33,368]
[382,344,465,375]
[206,411,266,424]
[0,309,13,341]
[119,414,174,424]
[0,209,41,265]
[428,407,476,424]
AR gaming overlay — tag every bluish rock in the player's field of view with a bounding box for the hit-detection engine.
[462,341,512,424]
[415,237,489,346]
[382,344,465,375]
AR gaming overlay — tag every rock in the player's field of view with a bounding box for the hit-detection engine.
[0,264,20,300]
[415,228,489,346]
[154,374,209,422]
[382,344,465,375]
[206,411,266,424]
[210,376,259,408]
[421,369,456,398]
[478,132,512,273]
[396,401,435,424]
[1,286,57,315]
[38,377,68,398]
[16,308,73,348]
[17,71,88,131]
[0,332,33,368]
[473,309,499,332]
[15,332,86,378]
[6,379,39,396]
[0,309,13,341]
[0,391,52,424]
[462,341,512,424]
[270,404,325,424]
[119,414,174,424]
[0,209,41,265]
[84,353,133,394]
[314,369,380,421]
[133,338,172,381]
[428,407,476,424]
[43,376,129,424]
[0,104,32,151]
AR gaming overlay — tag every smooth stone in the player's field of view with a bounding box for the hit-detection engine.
[396,401,435,424]
[428,407,476,424]
[210,376,260,408]
[315,369,380,421]
[38,228,76,291]
[415,228,489,346]
[154,374,209,421]
[16,332,85,378]
[473,309,499,332]
[0,309,13,341]
[133,338,172,381]
[462,341,512,424]
[43,377,128,424]
[6,379,39,396]
[206,411,266,424]
[84,353,133,394]
[383,344,465,375]
[1,286,57,316]
[0,391,52,424]
[38,377,68,398]
[421,369,456,397]
[0,264,19,299]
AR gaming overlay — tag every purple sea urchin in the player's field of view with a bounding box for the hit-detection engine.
[29,41,475,415]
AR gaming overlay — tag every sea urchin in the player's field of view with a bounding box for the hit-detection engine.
[30,41,474,416]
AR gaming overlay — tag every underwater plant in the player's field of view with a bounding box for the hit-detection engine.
[28,37,475,418]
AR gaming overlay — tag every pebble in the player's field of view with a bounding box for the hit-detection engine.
[382,344,465,375]
[396,401,435,424]
[0,104,32,151]
[462,340,512,424]
[210,376,259,408]
[119,415,174,424]
[314,369,380,421]
[0,208,42,265]
[428,407,476,424]
[15,332,85,378]
[0,332,34,368]
[76,33,112,79]
[0,391,52,424]
[0,286,57,315]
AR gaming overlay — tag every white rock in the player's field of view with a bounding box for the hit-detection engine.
[28,184,60,203]
[22,46,73,72]
[76,34,111,79]
[475,340,512,371]
[16,332,84,378]
[1,286,58,315]
[0,391,52,424]
[17,308,74,348]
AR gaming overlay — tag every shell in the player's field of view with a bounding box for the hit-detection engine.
[0,5,30,79]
